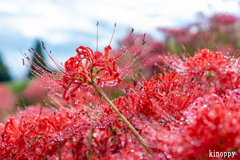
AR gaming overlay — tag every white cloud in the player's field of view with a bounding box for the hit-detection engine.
[0,0,239,45]
[47,32,70,45]
[0,1,20,14]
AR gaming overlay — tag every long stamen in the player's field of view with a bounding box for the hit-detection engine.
[116,33,146,69]
[213,36,220,52]
[96,21,99,51]
[116,34,144,65]
[109,23,116,46]
[113,29,139,59]
[41,42,66,73]
[127,50,155,71]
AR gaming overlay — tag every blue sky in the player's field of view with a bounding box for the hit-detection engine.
[0,0,239,79]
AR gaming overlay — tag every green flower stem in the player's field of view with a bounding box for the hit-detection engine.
[88,126,94,160]
[110,125,117,153]
[58,142,62,160]
[92,83,154,156]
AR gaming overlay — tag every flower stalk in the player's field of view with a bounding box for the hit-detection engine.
[110,125,117,153]
[92,83,154,156]
[88,126,94,160]
[57,142,62,160]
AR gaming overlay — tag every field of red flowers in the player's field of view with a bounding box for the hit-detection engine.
[1,13,240,159]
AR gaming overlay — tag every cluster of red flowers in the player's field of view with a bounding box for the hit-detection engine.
[0,84,16,112]
[1,26,240,159]
[210,13,239,27]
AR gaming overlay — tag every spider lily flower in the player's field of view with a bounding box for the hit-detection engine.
[22,30,153,101]
[170,94,240,159]
[22,27,155,156]
[160,48,240,78]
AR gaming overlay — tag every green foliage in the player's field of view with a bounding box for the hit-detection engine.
[7,80,29,93]
[27,40,47,77]
[0,53,11,82]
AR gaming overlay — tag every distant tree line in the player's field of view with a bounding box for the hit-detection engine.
[0,54,11,81]
[0,40,47,82]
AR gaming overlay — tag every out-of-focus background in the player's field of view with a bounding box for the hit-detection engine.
[0,0,240,120]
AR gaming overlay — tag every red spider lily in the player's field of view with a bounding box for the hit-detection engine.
[22,30,153,101]
[182,49,240,96]
[162,49,226,74]
[0,102,158,159]
[160,48,240,80]
[115,68,198,122]
[169,94,240,159]
[21,27,156,156]
[0,104,92,159]
[185,49,227,71]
